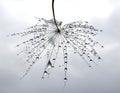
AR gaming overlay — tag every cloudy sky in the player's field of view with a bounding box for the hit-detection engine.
[0,0,120,93]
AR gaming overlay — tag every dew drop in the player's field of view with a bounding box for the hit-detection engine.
[44,71,48,76]
[53,58,56,60]
[47,60,52,69]
[89,65,91,67]
[64,77,67,81]
[64,68,67,71]
[98,57,101,60]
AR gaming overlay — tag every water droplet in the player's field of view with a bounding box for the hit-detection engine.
[67,41,69,43]
[42,77,44,80]
[32,61,35,64]
[41,38,45,40]
[47,60,52,69]
[65,68,67,71]
[65,61,67,64]
[98,57,101,59]
[36,57,39,59]
[65,53,67,55]
[89,65,91,67]
[64,77,67,81]
[44,71,48,75]
[90,59,93,61]
[16,45,19,47]
[101,46,104,48]
[53,58,56,60]
[64,56,67,58]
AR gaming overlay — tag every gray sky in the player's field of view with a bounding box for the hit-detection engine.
[0,0,120,93]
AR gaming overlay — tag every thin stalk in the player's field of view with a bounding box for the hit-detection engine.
[52,0,60,33]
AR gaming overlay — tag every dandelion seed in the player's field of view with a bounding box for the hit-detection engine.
[9,0,103,81]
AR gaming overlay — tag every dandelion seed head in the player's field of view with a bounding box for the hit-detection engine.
[10,18,103,80]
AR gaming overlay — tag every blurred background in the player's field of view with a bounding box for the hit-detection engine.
[0,0,120,93]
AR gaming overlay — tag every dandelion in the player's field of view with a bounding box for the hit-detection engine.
[9,0,103,81]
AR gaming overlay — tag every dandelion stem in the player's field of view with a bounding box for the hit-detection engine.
[52,0,60,33]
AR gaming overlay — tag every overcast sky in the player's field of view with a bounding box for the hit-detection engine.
[0,0,120,93]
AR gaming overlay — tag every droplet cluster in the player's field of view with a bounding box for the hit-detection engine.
[9,18,103,81]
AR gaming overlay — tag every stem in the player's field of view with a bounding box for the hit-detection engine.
[52,0,60,33]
